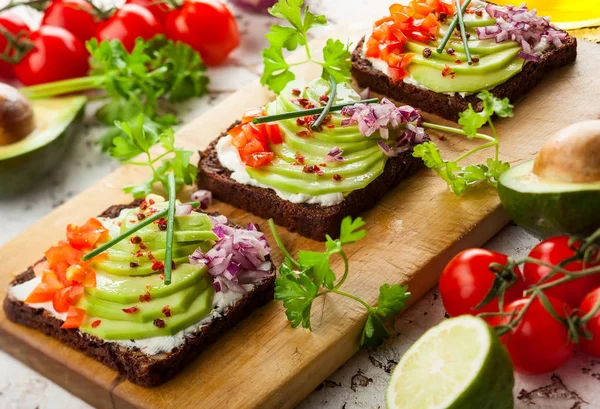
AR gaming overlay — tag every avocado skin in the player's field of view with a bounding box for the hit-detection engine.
[498,183,600,238]
[0,103,85,197]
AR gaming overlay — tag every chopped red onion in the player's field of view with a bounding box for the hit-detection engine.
[175,204,193,216]
[213,280,222,293]
[341,99,427,154]
[188,215,272,294]
[359,87,370,99]
[191,189,212,210]
[377,141,397,157]
[478,3,567,61]
[325,146,344,163]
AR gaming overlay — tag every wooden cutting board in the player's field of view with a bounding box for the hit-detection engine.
[0,34,598,408]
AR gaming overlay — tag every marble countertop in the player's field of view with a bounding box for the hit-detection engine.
[1,1,599,408]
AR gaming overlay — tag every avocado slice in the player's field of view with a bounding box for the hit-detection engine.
[498,160,600,238]
[79,277,210,323]
[86,263,209,304]
[0,95,86,196]
[80,285,215,340]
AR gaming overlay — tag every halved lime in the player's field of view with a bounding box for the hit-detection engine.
[386,316,514,409]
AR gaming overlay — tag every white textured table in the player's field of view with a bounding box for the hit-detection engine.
[1,1,599,408]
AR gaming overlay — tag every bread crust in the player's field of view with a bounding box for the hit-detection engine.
[351,35,578,122]
[3,202,276,387]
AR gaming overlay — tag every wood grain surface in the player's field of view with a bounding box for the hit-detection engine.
[0,35,598,409]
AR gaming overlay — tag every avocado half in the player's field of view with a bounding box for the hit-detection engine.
[0,95,86,197]
[498,160,600,238]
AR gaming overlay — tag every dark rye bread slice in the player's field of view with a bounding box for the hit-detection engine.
[3,202,276,387]
[351,34,577,122]
[197,128,427,241]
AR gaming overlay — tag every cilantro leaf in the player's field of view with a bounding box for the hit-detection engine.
[413,142,467,195]
[374,284,410,319]
[484,158,511,187]
[339,216,367,245]
[458,103,488,139]
[265,25,305,51]
[297,251,336,289]
[478,90,514,118]
[268,0,326,33]
[274,266,319,329]
[321,39,352,83]
[361,312,391,348]
[260,46,295,93]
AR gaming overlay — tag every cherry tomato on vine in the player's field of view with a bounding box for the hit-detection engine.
[0,12,31,80]
[493,296,574,375]
[439,249,526,319]
[523,236,600,308]
[42,0,97,42]
[95,4,162,52]
[164,0,240,65]
[14,25,89,86]
[125,0,170,24]
[578,287,600,357]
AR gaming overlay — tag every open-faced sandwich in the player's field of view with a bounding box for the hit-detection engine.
[3,196,274,386]
[197,79,428,241]
[351,0,577,121]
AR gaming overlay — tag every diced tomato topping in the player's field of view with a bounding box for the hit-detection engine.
[66,218,108,250]
[265,123,282,144]
[246,152,274,168]
[243,123,268,150]
[45,241,84,284]
[91,320,101,328]
[61,306,86,329]
[241,108,265,123]
[25,271,65,303]
[52,284,83,314]
[65,264,86,283]
[240,139,266,162]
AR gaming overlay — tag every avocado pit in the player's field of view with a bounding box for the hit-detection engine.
[0,83,35,146]
[532,120,600,184]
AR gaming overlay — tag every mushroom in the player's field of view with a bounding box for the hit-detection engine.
[0,83,35,146]
[532,120,600,184]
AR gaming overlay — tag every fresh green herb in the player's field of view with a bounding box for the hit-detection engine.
[164,173,176,285]
[414,91,513,195]
[252,98,379,124]
[111,114,197,198]
[81,200,201,262]
[312,75,336,130]
[21,36,209,148]
[261,0,352,93]
[269,217,411,348]
[454,0,472,65]
[436,0,472,54]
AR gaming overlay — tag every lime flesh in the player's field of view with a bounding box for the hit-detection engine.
[386,316,514,409]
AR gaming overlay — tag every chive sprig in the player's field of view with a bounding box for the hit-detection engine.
[454,0,473,65]
[252,98,379,125]
[163,173,176,285]
[311,75,337,131]
[436,0,472,54]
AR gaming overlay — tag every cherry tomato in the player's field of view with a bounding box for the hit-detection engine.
[164,0,240,65]
[66,218,108,250]
[439,249,526,319]
[494,297,574,375]
[95,4,162,52]
[42,0,97,42]
[125,0,170,24]
[61,306,86,328]
[0,12,31,80]
[25,271,65,303]
[246,152,274,168]
[14,25,89,86]
[523,236,600,307]
[578,287,600,357]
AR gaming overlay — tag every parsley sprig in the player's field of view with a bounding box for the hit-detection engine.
[21,36,209,149]
[110,115,196,198]
[269,217,411,348]
[261,0,352,93]
[414,91,513,195]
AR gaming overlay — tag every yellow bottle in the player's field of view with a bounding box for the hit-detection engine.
[492,0,600,30]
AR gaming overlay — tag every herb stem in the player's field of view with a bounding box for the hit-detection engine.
[332,289,372,311]
[268,218,302,269]
[252,98,379,124]
[488,118,500,161]
[21,75,106,99]
[421,122,495,142]
[312,75,337,131]
[332,251,350,291]
[436,0,472,54]
[454,0,473,65]
[454,140,497,163]
[81,201,199,261]
[163,173,176,285]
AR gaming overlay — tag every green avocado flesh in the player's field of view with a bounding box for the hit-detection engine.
[0,96,86,196]
[244,79,396,197]
[498,160,600,238]
[79,207,217,341]
[380,4,525,93]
